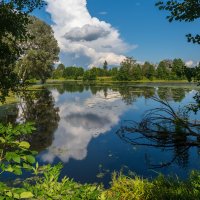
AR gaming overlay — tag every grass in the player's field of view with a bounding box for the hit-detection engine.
[103,171,200,200]
[0,93,18,106]
[47,77,189,84]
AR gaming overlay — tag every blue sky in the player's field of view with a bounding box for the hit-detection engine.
[34,0,200,67]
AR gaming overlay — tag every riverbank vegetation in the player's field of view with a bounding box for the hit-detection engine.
[1,159,200,199]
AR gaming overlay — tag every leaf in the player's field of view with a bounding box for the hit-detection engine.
[20,192,34,199]
[19,141,30,149]
[26,155,35,164]
[5,152,15,161]
[5,191,12,197]
[13,155,21,164]
[13,193,20,199]
[14,167,22,175]
[5,165,13,173]
[0,137,5,143]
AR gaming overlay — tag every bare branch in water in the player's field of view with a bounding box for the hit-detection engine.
[116,96,200,169]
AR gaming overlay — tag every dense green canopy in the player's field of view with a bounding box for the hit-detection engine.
[15,16,60,83]
[0,0,45,101]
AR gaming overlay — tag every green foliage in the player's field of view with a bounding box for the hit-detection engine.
[0,0,44,101]
[0,123,36,175]
[52,63,65,79]
[15,16,60,83]
[103,60,108,71]
[104,171,200,200]
[0,182,34,200]
[109,67,118,77]
[50,57,190,82]
[142,62,155,80]
[114,57,140,81]
[156,0,200,44]
[63,66,84,80]
[156,60,171,80]
[57,63,65,71]
[172,58,185,79]
[23,164,102,200]
[83,69,97,81]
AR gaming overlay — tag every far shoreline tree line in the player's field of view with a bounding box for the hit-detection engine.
[52,57,199,81]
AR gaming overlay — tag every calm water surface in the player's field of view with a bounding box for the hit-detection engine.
[1,82,200,187]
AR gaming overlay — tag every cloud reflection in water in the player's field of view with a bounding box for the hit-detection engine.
[41,89,132,163]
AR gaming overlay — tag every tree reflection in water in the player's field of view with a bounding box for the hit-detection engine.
[116,97,200,169]
[18,88,60,152]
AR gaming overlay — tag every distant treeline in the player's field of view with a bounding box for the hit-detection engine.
[52,57,198,81]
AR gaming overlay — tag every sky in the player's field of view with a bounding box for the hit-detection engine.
[33,0,200,68]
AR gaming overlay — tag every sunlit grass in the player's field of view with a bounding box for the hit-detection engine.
[104,171,200,200]
[0,93,18,106]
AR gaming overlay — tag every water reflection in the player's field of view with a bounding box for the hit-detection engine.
[41,88,131,163]
[0,82,199,183]
[157,87,188,102]
[17,89,60,151]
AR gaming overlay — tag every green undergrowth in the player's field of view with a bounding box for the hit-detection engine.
[104,171,200,200]
[1,168,200,199]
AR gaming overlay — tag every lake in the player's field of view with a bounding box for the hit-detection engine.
[1,82,200,187]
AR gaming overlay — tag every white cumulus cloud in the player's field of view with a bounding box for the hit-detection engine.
[185,60,199,68]
[45,0,135,67]
[185,60,194,68]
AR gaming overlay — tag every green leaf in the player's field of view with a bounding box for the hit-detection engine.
[5,152,14,161]
[14,167,22,175]
[20,192,34,199]
[6,191,12,197]
[19,141,30,149]
[0,137,5,143]
[13,155,21,164]
[5,165,14,173]
[14,193,20,199]
[26,155,35,164]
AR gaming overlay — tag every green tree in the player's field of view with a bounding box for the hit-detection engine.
[15,16,59,83]
[110,67,118,77]
[142,62,150,78]
[52,63,65,79]
[63,66,84,79]
[172,58,185,79]
[103,60,108,71]
[156,60,171,79]
[132,65,143,80]
[142,62,156,80]
[0,0,44,101]
[156,0,200,44]
[57,63,65,71]
[83,69,97,81]
[116,57,137,81]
